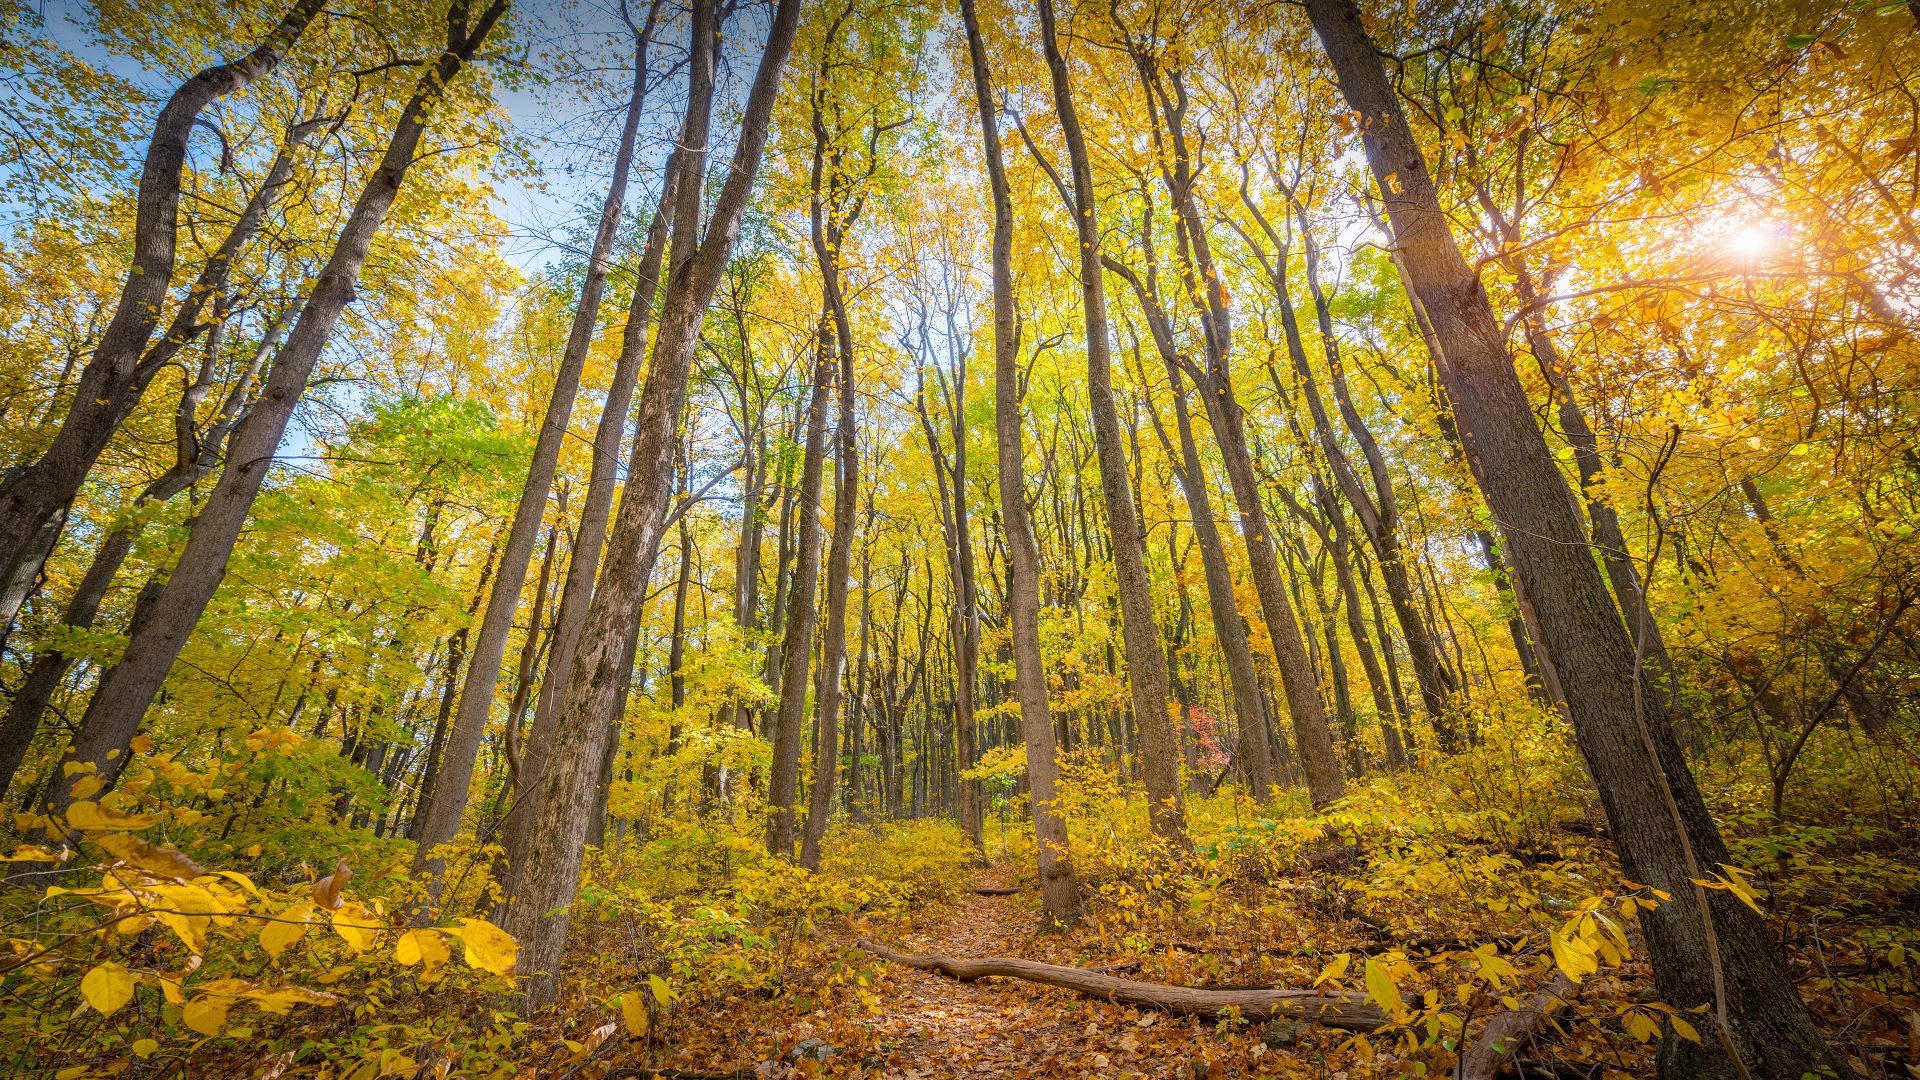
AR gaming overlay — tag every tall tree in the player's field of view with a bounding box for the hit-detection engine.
[37,0,512,817]
[502,0,803,1011]
[962,0,1077,921]
[0,0,328,635]
[1303,1,1852,1076]
[412,3,662,903]
[1035,0,1186,845]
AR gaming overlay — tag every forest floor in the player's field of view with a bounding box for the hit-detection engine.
[620,862,1402,1079]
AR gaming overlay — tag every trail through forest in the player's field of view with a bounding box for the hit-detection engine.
[640,861,1396,1080]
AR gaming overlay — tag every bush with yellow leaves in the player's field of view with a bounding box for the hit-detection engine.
[0,799,521,1078]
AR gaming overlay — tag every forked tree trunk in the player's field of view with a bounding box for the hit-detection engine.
[0,303,293,798]
[1304,3,1852,1076]
[413,4,662,903]
[1036,0,1185,845]
[38,0,510,817]
[767,330,833,858]
[0,0,327,632]
[962,0,1077,923]
[501,0,802,1011]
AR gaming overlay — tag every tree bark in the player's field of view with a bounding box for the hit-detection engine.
[0,302,292,798]
[1304,3,1851,1076]
[501,0,802,1012]
[962,0,1077,922]
[494,154,681,911]
[38,0,509,817]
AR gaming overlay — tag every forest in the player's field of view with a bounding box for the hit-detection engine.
[0,0,1916,1075]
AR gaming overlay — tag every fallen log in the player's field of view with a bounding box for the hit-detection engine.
[1457,969,1580,1080]
[971,886,1021,896]
[852,937,1392,1032]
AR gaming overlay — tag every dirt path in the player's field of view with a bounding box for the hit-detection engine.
[842,865,1300,1079]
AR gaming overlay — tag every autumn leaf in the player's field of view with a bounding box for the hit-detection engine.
[94,833,208,880]
[395,928,451,979]
[310,859,352,910]
[444,917,517,977]
[260,901,315,959]
[331,901,382,953]
[66,801,160,832]
[621,991,649,1035]
[80,961,135,1015]
[183,994,231,1036]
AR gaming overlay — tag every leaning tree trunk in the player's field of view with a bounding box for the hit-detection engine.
[1037,0,1185,845]
[0,302,292,798]
[412,7,660,905]
[1304,3,1852,1077]
[1119,55,1345,806]
[494,160,680,916]
[38,0,510,817]
[501,0,802,1012]
[0,0,326,631]
[962,0,1077,922]
[1111,270,1277,801]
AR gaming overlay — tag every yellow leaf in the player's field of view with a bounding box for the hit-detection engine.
[183,995,230,1036]
[56,1067,87,1080]
[260,901,315,959]
[1363,957,1402,1019]
[647,973,673,1006]
[1550,926,1598,983]
[93,833,208,880]
[1624,1009,1661,1042]
[395,929,450,979]
[444,917,517,977]
[131,1038,159,1058]
[1670,1014,1702,1044]
[331,901,381,953]
[621,991,649,1035]
[68,775,106,801]
[66,801,160,831]
[80,961,135,1015]
[129,735,153,754]
[1314,952,1351,987]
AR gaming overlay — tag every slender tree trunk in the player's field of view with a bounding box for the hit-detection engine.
[767,329,832,857]
[495,160,681,909]
[37,2,509,817]
[1036,0,1185,844]
[963,0,1077,921]
[413,8,661,902]
[0,303,291,797]
[800,339,857,869]
[502,0,801,1011]
[1305,4,1850,1075]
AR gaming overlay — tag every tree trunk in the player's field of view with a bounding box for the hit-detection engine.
[964,0,1077,922]
[767,328,832,858]
[1036,0,1185,845]
[0,302,291,797]
[495,159,681,906]
[1304,3,1851,1076]
[501,0,801,1012]
[38,1,509,817]
[413,7,660,902]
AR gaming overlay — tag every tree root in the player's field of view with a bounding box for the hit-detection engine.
[851,937,1393,1031]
